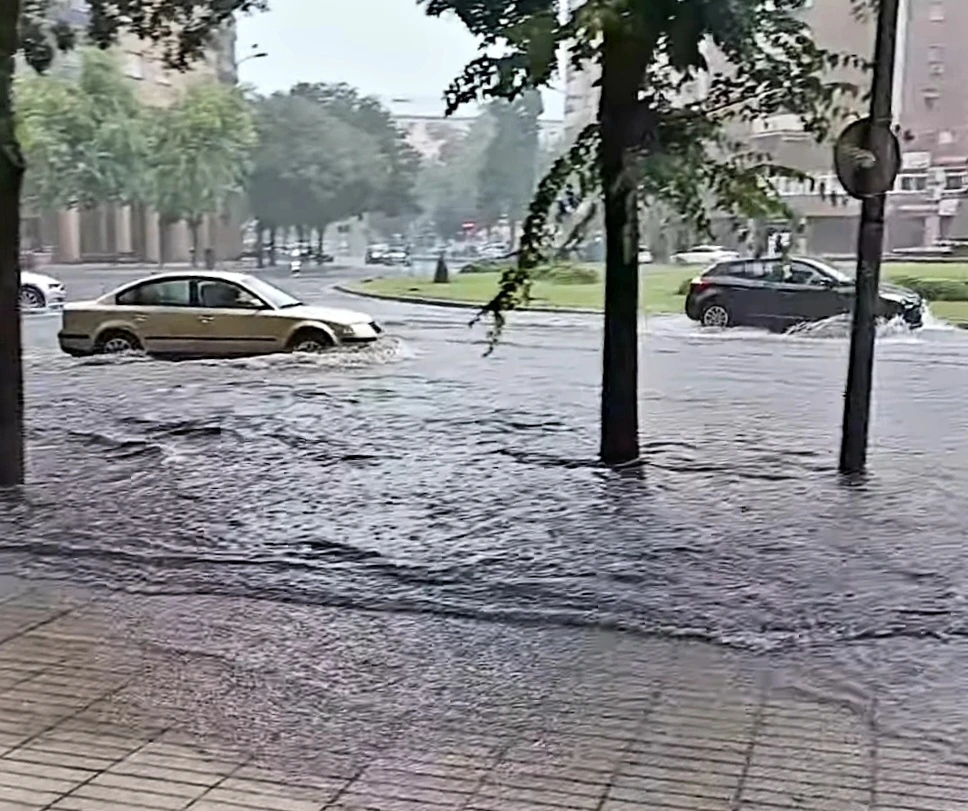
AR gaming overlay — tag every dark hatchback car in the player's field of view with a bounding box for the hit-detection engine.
[684,256,924,330]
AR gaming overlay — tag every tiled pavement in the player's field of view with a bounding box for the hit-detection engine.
[0,577,960,811]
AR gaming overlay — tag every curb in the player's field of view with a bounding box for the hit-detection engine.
[334,283,602,316]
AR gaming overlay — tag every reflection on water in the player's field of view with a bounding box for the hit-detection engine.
[8,285,968,754]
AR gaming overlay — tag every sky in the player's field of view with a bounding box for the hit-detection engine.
[235,0,564,120]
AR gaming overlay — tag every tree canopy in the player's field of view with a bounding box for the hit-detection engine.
[16,48,147,212]
[291,82,422,220]
[416,114,493,239]
[477,90,543,234]
[149,81,256,259]
[421,0,866,320]
[247,89,390,239]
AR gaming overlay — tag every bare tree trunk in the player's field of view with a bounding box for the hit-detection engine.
[0,1,25,487]
[268,228,276,267]
[598,31,643,466]
[189,220,199,267]
[256,222,264,268]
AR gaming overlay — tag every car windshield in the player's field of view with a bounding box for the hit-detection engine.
[238,275,302,309]
[810,260,853,284]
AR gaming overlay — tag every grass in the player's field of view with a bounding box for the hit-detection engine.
[350,261,968,323]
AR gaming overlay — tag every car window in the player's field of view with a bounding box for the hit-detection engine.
[708,260,773,280]
[786,262,827,286]
[117,279,191,307]
[743,260,778,280]
[197,280,264,310]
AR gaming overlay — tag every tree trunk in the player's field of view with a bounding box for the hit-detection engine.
[256,222,264,268]
[189,220,199,267]
[0,2,24,487]
[598,31,643,466]
[268,228,276,267]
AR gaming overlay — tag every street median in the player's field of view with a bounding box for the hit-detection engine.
[343,260,968,324]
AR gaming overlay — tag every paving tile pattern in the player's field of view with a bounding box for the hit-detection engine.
[0,578,957,810]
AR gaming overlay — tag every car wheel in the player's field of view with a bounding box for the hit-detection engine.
[700,302,731,328]
[287,329,334,354]
[19,285,45,310]
[95,329,142,354]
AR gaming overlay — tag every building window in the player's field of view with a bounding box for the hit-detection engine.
[929,1,944,21]
[945,172,965,191]
[899,174,928,192]
[939,130,955,145]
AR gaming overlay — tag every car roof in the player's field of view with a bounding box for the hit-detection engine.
[702,255,829,273]
[126,270,256,285]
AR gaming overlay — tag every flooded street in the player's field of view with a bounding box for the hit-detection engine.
[7,263,968,758]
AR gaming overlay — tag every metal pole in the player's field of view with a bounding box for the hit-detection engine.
[839,0,902,475]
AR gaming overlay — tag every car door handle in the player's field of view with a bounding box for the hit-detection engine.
[198,316,214,324]
[132,315,147,323]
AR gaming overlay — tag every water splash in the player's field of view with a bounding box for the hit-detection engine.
[922,306,956,332]
[785,313,915,339]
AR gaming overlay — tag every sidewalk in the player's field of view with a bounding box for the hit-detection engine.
[0,576,959,811]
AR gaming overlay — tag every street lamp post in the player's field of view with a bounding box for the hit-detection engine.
[838,0,903,476]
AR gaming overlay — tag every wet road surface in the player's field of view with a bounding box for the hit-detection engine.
[7,262,968,754]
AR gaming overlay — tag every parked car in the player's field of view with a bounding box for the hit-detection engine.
[20,270,65,311]
[58,271,382,358]
[672,245,740,265]
[365,244,389,264]
[638,248,654,264]
[684,256,924,330]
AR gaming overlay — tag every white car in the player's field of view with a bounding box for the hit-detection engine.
[20,270,65,311]
[671,245,741,265]
[638,248,654,264]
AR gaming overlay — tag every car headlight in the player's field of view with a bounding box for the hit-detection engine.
[334,323,377,338]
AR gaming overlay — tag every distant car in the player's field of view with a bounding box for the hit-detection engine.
[20,270,65,311]
[58,270,382,358]
[365,244,389,264]
[672,245,740,265]
[638,248,654,264]
[684,256,924,330]
[383,247,412,266]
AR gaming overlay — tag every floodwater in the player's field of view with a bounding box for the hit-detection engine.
[7,264,968,755]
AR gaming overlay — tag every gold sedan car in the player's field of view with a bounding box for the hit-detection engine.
[58,271,382,358]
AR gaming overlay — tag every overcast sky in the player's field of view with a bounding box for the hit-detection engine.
[235,0,564,119]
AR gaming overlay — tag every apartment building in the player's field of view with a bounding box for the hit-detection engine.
[561,0,968,253]
[31,2,240,264]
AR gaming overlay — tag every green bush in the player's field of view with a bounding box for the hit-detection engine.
[532,262,600,285]
[458,261,600,284]
[892,276,968,301]
[677,278,693,295]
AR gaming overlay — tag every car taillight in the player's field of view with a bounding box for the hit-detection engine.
[691,278,710,291]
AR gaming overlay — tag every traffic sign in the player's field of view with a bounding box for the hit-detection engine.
[834,118,901,199]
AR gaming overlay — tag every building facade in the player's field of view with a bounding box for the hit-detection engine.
[29,2,240,264]
[394,114,564,161]
[561,0,968,254]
